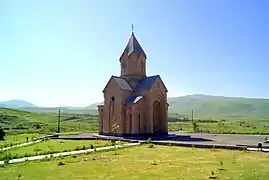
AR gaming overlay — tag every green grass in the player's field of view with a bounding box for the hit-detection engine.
[0,139,116,161]
[0,133,40,149]
[0,107,98,134]
[169,119,269,134]
[1,145,269,179]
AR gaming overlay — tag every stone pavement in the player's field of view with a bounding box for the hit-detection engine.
[57,132,269,150]
[173,132,269,148]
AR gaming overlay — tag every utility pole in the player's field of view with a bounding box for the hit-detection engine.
[57,108,61,133]
[191,109,194,122]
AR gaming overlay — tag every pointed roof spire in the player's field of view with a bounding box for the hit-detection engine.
[120,25,147,59]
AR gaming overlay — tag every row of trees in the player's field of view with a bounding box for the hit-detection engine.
[0,127,6,140]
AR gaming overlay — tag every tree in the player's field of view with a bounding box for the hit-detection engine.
[0,127,6,140]
[192,120,198,132]
[217,120,225,133]
[112,124,120,136]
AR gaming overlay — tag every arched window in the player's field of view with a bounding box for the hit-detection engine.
[111,96,115,117]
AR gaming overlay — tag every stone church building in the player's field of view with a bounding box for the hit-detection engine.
[98,31,168,136]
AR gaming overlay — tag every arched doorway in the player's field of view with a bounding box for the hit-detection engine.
[153,100,162,134]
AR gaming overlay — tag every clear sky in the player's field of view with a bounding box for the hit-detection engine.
[1,0,269,107]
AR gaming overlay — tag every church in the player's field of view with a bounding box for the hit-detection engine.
[98,30,168,136]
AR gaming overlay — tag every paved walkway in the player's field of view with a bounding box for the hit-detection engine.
[58,132,269,151]
[176,132,269,147]
[247,147,269,152]
[0,140,42,152]
[0,142,140,165]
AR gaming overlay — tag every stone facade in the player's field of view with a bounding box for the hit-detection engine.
[98,32,168,136]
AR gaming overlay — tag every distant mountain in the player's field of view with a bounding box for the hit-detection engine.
[2,94,269,120]
[0,99,36,108]
[18,106,97,114]
[87,103,100,109]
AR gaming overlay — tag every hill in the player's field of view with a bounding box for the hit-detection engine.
[86,94,269,120]
[0,99,36,108]
[168,94,269,120]
[18,107,98,115]
[2,94,269,121]
[87,103,100,109]
[0,107,98,133]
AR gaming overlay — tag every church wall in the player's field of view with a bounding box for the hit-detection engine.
[102,79,133,135]
[97,106,104,134]
[121,53,146,77]
[103,79,123,134]
[147,78,168,134]
[134,99,147,134]
[124,105,132,134]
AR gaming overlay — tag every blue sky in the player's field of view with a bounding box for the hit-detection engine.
[1,0,269,107]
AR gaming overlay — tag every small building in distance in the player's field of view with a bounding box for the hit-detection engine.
[98,31,168,136]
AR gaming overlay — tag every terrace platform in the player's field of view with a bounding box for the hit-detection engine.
[54,131,269,151]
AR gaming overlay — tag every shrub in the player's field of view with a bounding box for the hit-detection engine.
[110,140,116,146]
[57,161,65,166]
[220,161,224,170]
[151,160,157,165]
[192,120,198,132]
[111,123,120,136]
[148,144,154,148]
[146,137,152,144]
[209,170,216,179]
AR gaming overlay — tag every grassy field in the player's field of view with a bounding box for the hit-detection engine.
[0,145,268,180]
[0,139,115,161]
[0,107,98,134]
[169,119,269,134]
[0,133,40,148]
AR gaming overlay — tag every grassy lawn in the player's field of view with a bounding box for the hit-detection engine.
[0,133,40,148]
[0,139,117,161]
[0,145,269,180]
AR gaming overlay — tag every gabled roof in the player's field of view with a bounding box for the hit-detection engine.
[102,76,133,92]
[134,75,168,92]
[134,75,158,91]
[113,76,133,90]
[124,94,144,105]
[120,33,147,59]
